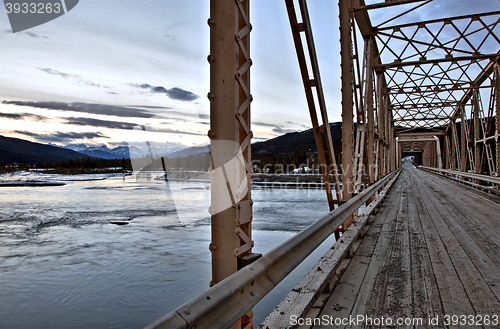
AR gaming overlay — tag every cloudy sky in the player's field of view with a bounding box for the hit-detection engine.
[0,0,498,148]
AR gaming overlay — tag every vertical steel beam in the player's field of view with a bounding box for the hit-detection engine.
[452,120,462,171]
[450,122,456,170]
[376,73,386,177]
[496,63,500,178]
[365,39,375,185]
[340,0,354,200]
[460,106,467,172]
[474,89,481,177]
[434,136,443,170]
[444,134,453,169]
[208,0,253,326]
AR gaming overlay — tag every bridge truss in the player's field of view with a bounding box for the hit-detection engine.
[147,1,499,328]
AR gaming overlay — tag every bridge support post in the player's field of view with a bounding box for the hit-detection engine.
[340,0,354,229]
[365,39,375,187]
[474,89,481,181]
[460,106,467,173]
[208,0,253,327]
[496,63,499,179]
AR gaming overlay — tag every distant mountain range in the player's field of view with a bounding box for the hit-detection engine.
[0,135,88,165]
[60,142,184,160]
[0,123,344,165]
[54,143,131,160]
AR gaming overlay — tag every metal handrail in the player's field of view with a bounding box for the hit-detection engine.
[145,169,399,329]
[421,166,500,185]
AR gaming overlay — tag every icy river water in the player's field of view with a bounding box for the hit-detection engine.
[0,173,337,329]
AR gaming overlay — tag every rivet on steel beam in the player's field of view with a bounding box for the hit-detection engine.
[208,130,215,139]
[184,308,191,315]
[207,92,214,101]
[207,55,214,64]
[207,18,214,27]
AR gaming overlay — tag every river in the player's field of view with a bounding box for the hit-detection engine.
[0,172,337,329]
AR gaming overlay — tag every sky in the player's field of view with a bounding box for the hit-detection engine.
[0,0,498,149]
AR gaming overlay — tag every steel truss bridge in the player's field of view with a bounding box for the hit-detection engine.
[146,1,500,328]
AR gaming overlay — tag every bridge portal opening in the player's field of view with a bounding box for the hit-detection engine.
[402,152,422,166]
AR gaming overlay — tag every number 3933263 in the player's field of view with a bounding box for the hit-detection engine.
[3,0,79,33]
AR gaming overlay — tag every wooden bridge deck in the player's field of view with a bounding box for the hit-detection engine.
[312,165,500,329]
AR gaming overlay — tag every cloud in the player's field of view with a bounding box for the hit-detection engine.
[286,121,309,129]
[143,127,205,136]
[14,131,109,143]
[23,31,50,39]
[2,100,156,118]
[0,112,45,121]
[127,105,172,109]
[132,83,199,101]
[253,121,277,127]
[253,121,303,134]
[272,126,299,134]
[38,68,100,87]
[64,117,137,130]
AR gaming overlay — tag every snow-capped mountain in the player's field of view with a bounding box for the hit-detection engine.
[63,142,185,160]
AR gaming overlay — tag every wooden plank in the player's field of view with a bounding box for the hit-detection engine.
[345,175,405,328]
[419,169,500,233]
[408,168,476,323]
[412,170,500,314]
[406,174,445,326]
[411,169,500,318]
[418,170,500,247]
[315,255,371,329]
[307,171,403,329]
[417,171,500,263]
[365,175,413,321]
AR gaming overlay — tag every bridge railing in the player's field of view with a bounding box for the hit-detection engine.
[420,166,500,196]
[145,169,400,329]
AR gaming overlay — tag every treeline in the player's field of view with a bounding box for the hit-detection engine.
[34,157,132,171]
[1,148,334,175]
[252,149,322,173]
